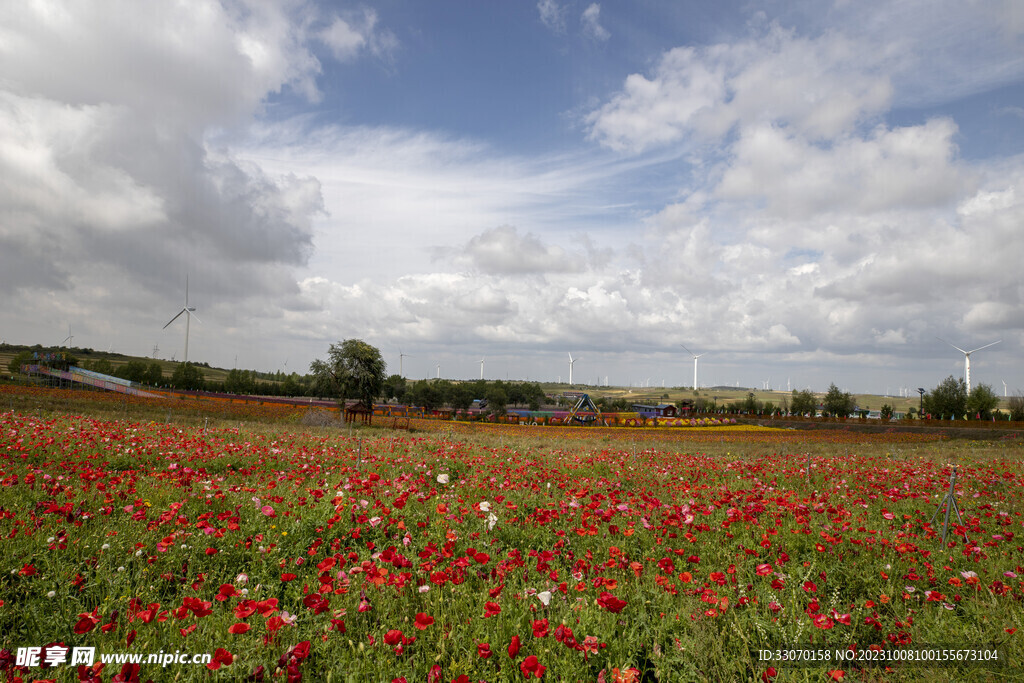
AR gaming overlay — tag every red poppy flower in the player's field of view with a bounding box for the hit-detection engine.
[520,655,546,679]
[597,591,627,613]
[532,618,549,638]
[206,648,234,671]
[483,601,501,617]
[508,635,521,658]
[281,573,297,582]
[477,643,492,659]
[228,623,250,634]
[384,629,403,646]
[414,613,434,630]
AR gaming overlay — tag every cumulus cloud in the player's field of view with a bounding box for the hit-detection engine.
[581,4,610,42]
[0,0,329,362]
[587,24,891,153]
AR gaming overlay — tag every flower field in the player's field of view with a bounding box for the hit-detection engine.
[1,395,1023,682]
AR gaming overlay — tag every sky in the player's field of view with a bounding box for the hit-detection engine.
[1,0,1023,395]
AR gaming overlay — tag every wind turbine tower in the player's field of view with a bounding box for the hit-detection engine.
[163,274,201,363]
[479,358,485,380]
[680,344,706,390]
[568,353,578,385]
[398,347,412,378]
[938,338,1001,393]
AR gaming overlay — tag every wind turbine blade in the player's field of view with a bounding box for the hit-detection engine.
[936,337,968,355]
[967,340,1001,354]
[187,310,202,325]
[680,343,695,357]
[163,309,186,328]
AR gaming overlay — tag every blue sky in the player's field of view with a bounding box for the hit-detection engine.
[1,0,1023,394]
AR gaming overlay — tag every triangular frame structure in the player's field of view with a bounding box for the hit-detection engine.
[568,393,601,424]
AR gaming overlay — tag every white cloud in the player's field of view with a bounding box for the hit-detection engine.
[716,119,967,218]
[581,4,610,42]
[537,0,567,34]
[318,8,398,63]
[587,23,897,154]
[456,225,583,274]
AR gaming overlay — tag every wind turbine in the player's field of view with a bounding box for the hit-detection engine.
[1003,380,1008,398]
[163,274,201,363]
[680,344,706,390]
[479,357,485,380]
[398,347,412,378]
[568,352,579,385]
[436,363,441,379]
[938,338,1001,393]
[61,325,73,348]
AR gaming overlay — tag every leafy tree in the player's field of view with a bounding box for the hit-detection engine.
[381,374,407,402]
[525,383,546,411]
[85,358,115,375]
[966,384,1000,420]
[281,374,301,397]
[880,404,894,421]
[484,384,508,416]
[407,380,442,411]
[116,360,149,383]
[449,382,476,412]
[309,339,386,410]
[923,376,967,419]
[145,363,164,386]
[7,351,32,375]
[822,384,855,417]
[171,362,205,391]
[1010,394,1024,422]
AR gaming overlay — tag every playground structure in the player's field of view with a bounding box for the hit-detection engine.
[21,364,163,399]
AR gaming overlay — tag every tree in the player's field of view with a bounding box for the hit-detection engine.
[966,384,1000,420]
[381,374,407,403]
[822,384,855,417]
[484,384,508,416]
[1010,393,1024,422]
[880,404,894,421]
[171,362,205,390]
[116,360,149,384]
[7,351,32,375]
[145,363,164,386]
[309,339,386,410]
[923,376,967,419]
[789,389,818,416]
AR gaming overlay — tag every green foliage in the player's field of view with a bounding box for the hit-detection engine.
[822,383,855,417]
[880,403,894,421]
[1010,394,1024,422]
[145,362,164,386]
[224,368,257,394]
[483,383,508,416]
[382,374,407,402]
[966,384,1000,419]
[84,358,115,375]
[309,339,387,410]
[923,375,967,419]
[7,351,32,375]
[170,362,205,391]
[115,360,149,383]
